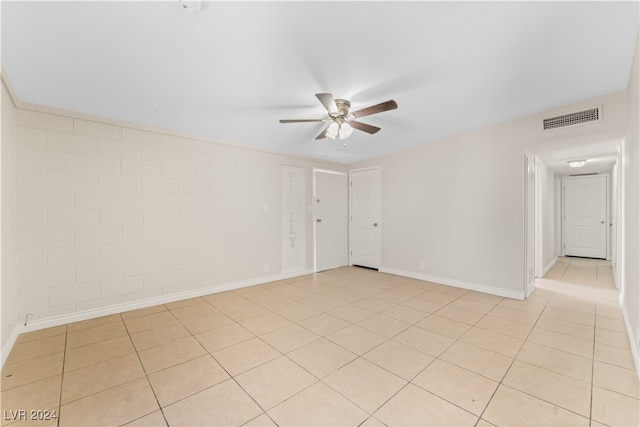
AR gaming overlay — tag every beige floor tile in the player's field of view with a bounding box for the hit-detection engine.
[527,327,594,358]
[260,324,319,353]
[415,314,471,339]
[236,356,317,410]
[148,355,229,407]
[123,410,167,426]
[434,305,484,325]
[440,341,512,382]
[401,296,446,313]
[474,315,533,339]
[459,326,524,358]
[267,381,368,427]
[359,416,386,427]
[324,358,407,413]
[121,304,167,320]
[123,311,178,334]
[380,304,428,324]
[483,385,589,426]
[239,312,292,336]
[419,290,459,304]
[547,296,595,314]
[66,313,122,333]
[593,360,640,398]
[463,291,503,305]
[488,306,540,325]
[516,341,593,383]
[64,335,135,372]
[353,297,396,313]
[242,413,277,426]
[164,296,204,310]
[542,306,595,327]
[277,303,322,322]
[535,315,595,340]
[502,360,592,416]
[326,325,387,355]
[1,375,61,416]
[137,335,207,373]
[329,304,376,323]
[287,338,357,379]
[212,337,281,376]
[299,313,350,336]
[1,352,64,391]
[591,386,640,427]
[61,353,145,404]
[595,327,631,348]
[375,289,414,303]
[450,298,495,314]
[357,314,410,338]
[195,322,255,353]
[498,295,548,314]
[430,285,469,297]
[177,309,235,334]
[58,378,159,427]
[15,325,66,344]
[214,300,270,322]
[594,341,636,370]
[169,301,218,320]
[596,315,627,333]
[393,326,455,357]
[363,339,434,381]
[129,322,190,351]
[412,359,498,416]
[5,335,66,365]
[374,383,478,426]
[66,322,128,349]
[163,379,262,427]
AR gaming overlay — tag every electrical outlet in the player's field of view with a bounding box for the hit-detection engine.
[264,263,270,272]
[263,203,269,212]
[419,262,426,270]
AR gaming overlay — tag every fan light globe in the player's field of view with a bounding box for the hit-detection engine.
[339,123,354,139]
[326,122,339,139]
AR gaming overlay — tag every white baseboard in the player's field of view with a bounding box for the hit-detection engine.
[379,267,526,300]
[2,268,313,369]
[1,327,21,369]
[542,256,558,277]
[620,294,640,381]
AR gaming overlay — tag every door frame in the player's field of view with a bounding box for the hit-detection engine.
[348,166,382,269]
[561,174,610,260]
[312,168,348,272]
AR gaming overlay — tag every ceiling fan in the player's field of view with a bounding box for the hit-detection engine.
[279,93,398,140]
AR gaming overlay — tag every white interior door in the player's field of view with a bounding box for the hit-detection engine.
[563,175,608,259]
[314,170,348,272]
[350,167,381,269]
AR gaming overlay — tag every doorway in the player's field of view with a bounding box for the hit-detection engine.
[313,169,348,272]
[349,167,381,269]
[562,175,609,259]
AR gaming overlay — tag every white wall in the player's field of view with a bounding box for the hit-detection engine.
[2,82,345,346]
[351,90,628,300]
[620,31,639,376]
[1,80,19,359]
[539,161,557,275]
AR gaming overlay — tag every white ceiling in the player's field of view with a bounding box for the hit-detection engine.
[2,1,638,166]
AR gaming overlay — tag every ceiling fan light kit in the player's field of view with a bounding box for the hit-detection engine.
[279,93,397,144]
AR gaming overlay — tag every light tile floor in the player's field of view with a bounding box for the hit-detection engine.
[2,257,639,426]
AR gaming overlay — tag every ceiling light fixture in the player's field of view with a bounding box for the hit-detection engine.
[568,160,587,168]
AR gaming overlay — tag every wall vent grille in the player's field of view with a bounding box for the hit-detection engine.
[543,107,600,131]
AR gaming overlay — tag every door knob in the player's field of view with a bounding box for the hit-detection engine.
[373,222,378,227]
[600,221,605,224]
[316,219,322,223]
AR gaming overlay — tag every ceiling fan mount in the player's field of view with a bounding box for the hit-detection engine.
[279,93,397,141]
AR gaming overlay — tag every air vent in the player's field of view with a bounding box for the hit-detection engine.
[543,107,601,131]
[570,172,598,177]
